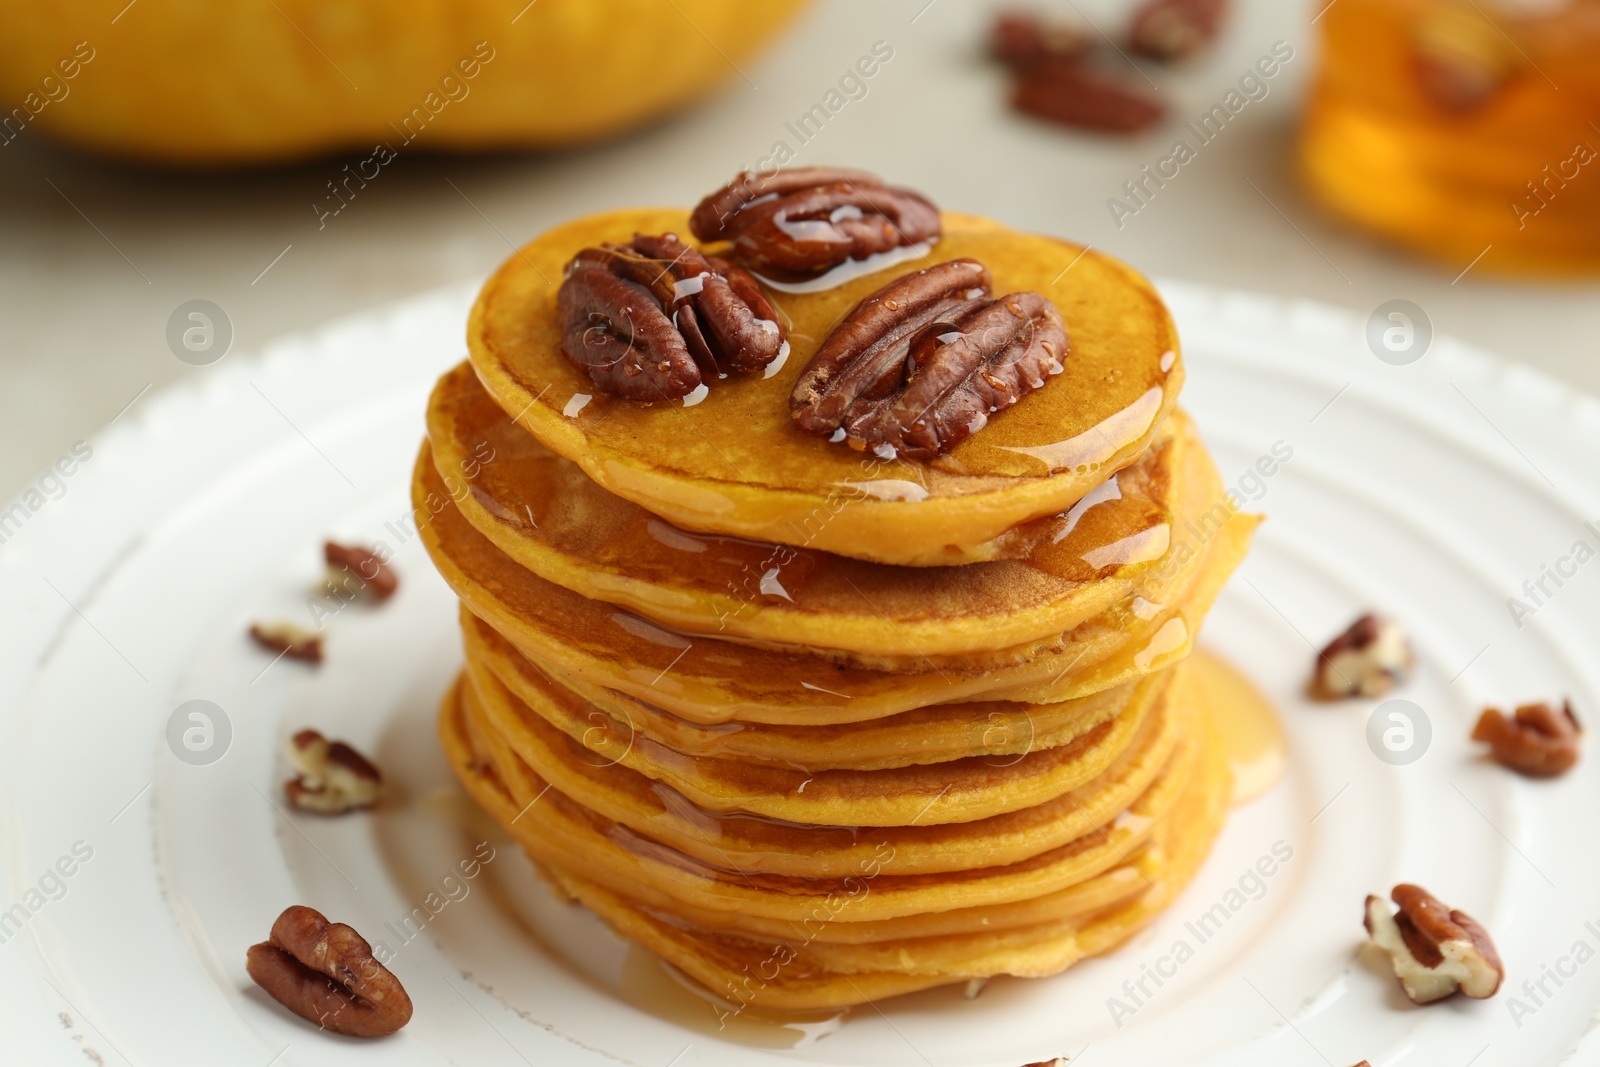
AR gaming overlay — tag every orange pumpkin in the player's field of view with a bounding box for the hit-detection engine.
[0,0,810,165]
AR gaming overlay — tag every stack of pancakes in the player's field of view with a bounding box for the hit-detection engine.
[418,207,1258,1012]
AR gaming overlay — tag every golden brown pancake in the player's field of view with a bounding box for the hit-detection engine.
[431,360,1188,658]
[414,446,1256,722]
[462,647,1168,828]
[463,608,1137,772]
[420,396,1227,672]
[446,673,1201,925]
[468,209,1183,566]
[439,671,1231,1010]
[460,651,1182,876]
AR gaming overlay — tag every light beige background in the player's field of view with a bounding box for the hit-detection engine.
[2,0,1597,499]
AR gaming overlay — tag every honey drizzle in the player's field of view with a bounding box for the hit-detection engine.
[1188,648,1287,806]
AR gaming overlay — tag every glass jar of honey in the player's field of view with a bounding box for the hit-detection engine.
[1299,0,1600,276]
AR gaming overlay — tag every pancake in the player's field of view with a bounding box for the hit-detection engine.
[464,607,1137,772]
[462,645,1168,828]
[431,360,1188,658]
[538,738,1225,1003]
[619,864,1153,946]
[425,403,1222,675]
[440,672,1231,1010]
[460,652,1183,875]
[468,209,1184,566]
[445,672,1204,925]
[416,446,1256,723]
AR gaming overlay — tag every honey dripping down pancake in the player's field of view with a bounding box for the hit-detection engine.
[417,176,1281,1018]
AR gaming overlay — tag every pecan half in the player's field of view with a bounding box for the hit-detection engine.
[1012,59,1165,133]
[1472,699,1581,778]
[992,11,1091,68]
[690,167,941,280]
[249,621,323,664]
[284,729,383,814]
[1128,0,1229,60]
[1364,885,1503,1004]
[790,258,1067,460]
[1313,613,1413,700]
[247,905,412,1037]
[324,541,398,602]
[558,232,786,401]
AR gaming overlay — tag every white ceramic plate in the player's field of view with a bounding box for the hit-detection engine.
[3,280,1598,1067]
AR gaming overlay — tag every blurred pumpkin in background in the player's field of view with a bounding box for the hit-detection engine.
[0,0,811,166]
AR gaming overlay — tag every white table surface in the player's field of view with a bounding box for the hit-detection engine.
[2,0,1597,501]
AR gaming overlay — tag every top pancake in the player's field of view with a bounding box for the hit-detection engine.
[469,208,1183,565]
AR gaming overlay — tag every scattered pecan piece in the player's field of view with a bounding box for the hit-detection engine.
[1313,613,1413,700]
[1413,54,1507,111]
[1128,0,1229,60]
[1472,699,1581,778]
[558,232,786,401]
[284,729,383,814]
[1021,1059,1068,1067]
[992,11,1091,68]
[247,905,412,1037]
[1411,6,1517,111]
[1011,60,1165,134]
[790,258,1067,460]
[690,167,941,280]
[249,621,323,664]
[324,541,398,602]
[1364,885,1503,1004]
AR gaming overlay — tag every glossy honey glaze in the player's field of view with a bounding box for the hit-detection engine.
[468,209,1185,565]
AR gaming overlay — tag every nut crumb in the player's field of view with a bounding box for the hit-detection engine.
[284,729,382,814]
[963,977,988,999]
[1314,613,1413,699]
[249,622,323,664]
